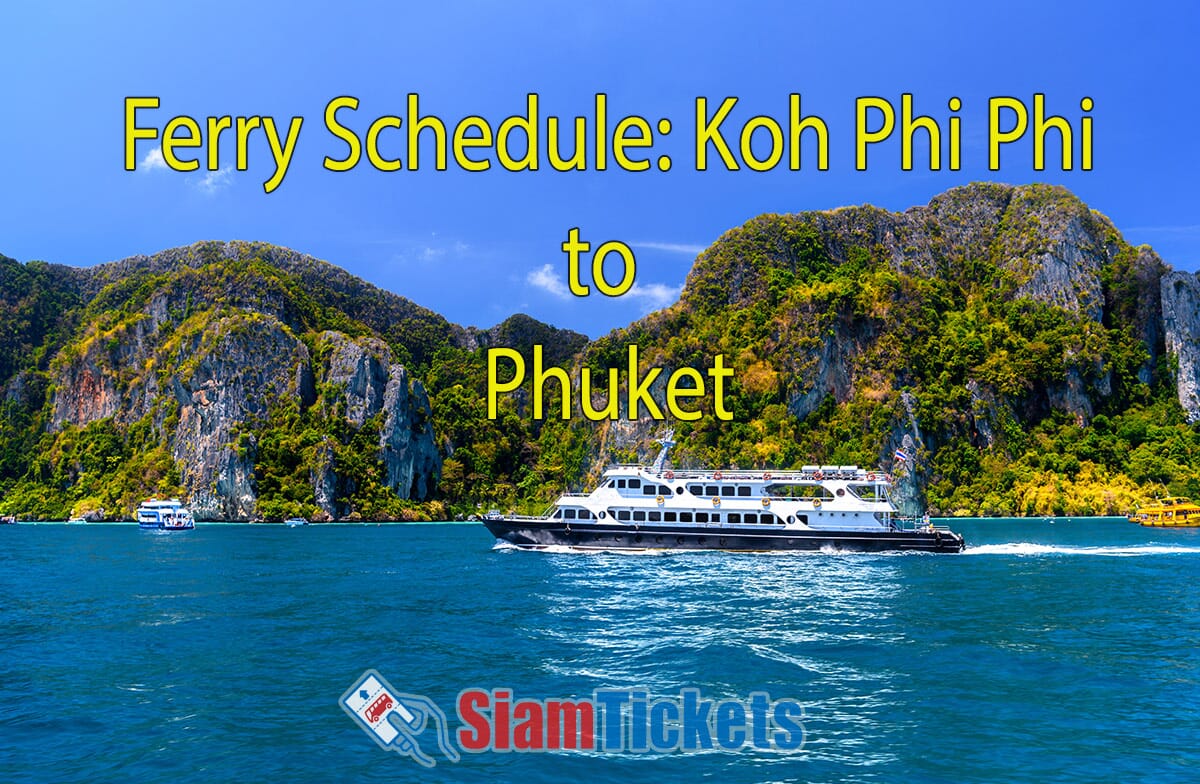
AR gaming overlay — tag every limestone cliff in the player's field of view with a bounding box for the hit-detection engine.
[315,331,440,510]
[168,315,311,520]
[4,183,1200,521]
[575,182,1190,514]
[1161,271,1200,422]
[41,256,442,520]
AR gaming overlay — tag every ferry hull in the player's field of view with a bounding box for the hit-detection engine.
[484,518,964,554]
[1135,520,1200,528]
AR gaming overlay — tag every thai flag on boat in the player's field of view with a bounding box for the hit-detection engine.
[894,448,910,462]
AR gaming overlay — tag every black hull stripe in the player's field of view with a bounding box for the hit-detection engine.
[483,519,964,553]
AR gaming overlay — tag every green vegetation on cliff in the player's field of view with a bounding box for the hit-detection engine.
[0,244,579,520]
[528,184,1194,517]
[0,184,1197,520]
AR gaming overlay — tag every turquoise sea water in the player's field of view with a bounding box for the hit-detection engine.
[1,519,1198,783]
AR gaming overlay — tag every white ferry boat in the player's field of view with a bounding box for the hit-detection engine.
[136,499,195,530]
[482,432,964,553]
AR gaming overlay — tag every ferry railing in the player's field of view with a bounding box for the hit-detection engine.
[891,516,955,533]
[502,513,553,522]
[609,467,896,483]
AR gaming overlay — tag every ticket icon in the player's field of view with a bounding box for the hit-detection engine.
[340,670,460,768]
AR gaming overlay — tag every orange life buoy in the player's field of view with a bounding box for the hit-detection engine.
[665,470,674,480]
[813,498,822,509]
[761,497,771,508]
[656,495,665,506]
[713,471,723,481]
[867,472,876,481]
[814,471,824,481]
[763,472,772,481]
[712,496,721,507]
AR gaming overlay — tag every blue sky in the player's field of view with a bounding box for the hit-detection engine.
[1,1,1197,337]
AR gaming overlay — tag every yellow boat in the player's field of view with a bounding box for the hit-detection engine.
[1128,497,1200,527]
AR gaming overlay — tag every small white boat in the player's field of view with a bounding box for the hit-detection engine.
[136,499,195,530]
[285,517,309,527]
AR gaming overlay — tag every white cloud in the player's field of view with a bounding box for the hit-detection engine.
[526,263,681,310]
[140,148,168,171]
[392,238,472,265]
[138,149,232,196]
[625,281,682,311]
[526,263,571,299]
[196,166,233,195]
[632,241,706,256]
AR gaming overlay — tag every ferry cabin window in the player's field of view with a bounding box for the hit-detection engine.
[737,486,751,497]
[729,513,741,524]
[695,512,708,523]
[617,510,631,521]
[564,509,576,519]
[721,486,734,497]
[688,483,702,495]
[642,485,657,496]
[629,479,641,488]
[632,511,646,522]
[706,485,718,496]
[578,510,593,520]
[771,485,834,500]
[648,511,661,522]
[617,479,626,488]
[848,484,882,501]
[663,512,677,522]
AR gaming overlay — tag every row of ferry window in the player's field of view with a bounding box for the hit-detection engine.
[688,484,753,497]
[612,510,782,525]
[558,507,814,526]
[605,478,879,503]
[607,479,676,496]
[606,477,757,498]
